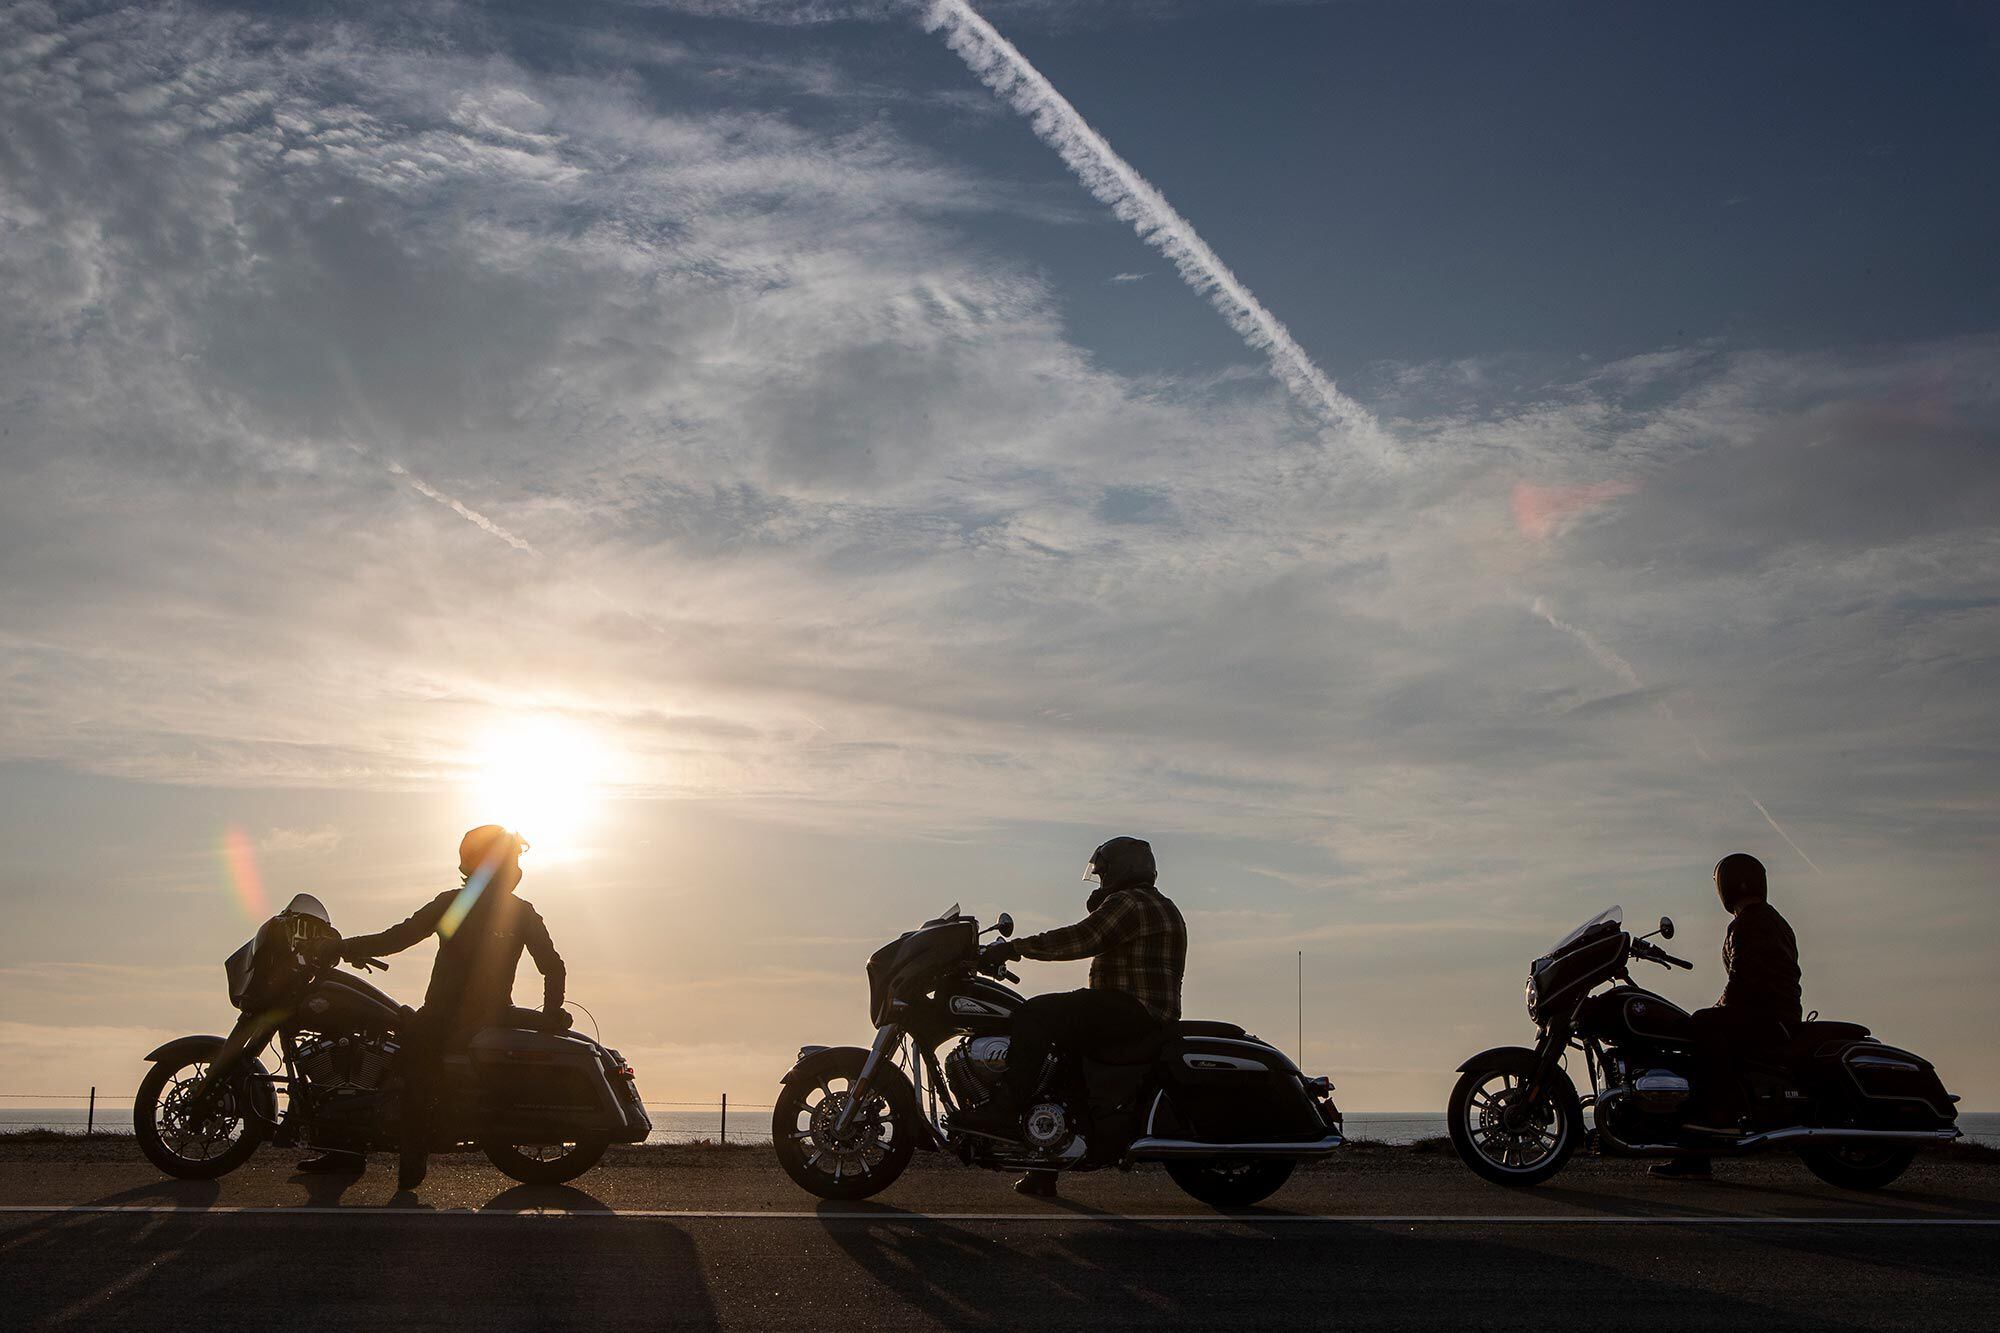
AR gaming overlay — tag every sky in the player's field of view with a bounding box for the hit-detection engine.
[1,0,1996,1113]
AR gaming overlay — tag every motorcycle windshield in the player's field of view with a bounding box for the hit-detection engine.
[284,892,331,924]
[1550,905,1621,953]
[922,903,961,926]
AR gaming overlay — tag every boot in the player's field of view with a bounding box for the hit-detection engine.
[297,1151,365,1175]
[1013,1170,1058,1198]
[398,1145,429,1191]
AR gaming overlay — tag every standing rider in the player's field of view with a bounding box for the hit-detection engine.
[1652,851,1802,1181]
[950,836,1187,1171]
[333,825,568,1190]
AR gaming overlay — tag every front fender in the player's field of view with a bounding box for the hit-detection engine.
[1456,1045,1541,1075]
[778,1044,866,1086]
[777,1044,939,1151]
[144,1034,279,1124]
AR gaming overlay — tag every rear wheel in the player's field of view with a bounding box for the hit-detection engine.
[1798,1144,1916,1191]
[1165,1157,1296,1208]
[481,1138,609,1185]
[1448,1062,1582,1187]
[772,1050,918,1200]
[134,1050,265,1180]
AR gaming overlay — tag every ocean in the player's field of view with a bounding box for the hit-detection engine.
[8,1103,1997,1149]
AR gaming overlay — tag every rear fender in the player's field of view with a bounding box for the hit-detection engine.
[143,1034,279,1124]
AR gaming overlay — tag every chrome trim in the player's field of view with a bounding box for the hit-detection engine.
[1182,1053,1268,1072]
[1126,1133,1344,1160]
[1599,1124,1960,1155]
[1143,1088,1166,1138]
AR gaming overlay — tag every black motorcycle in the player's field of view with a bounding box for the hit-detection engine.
[134,893,651,1184]
[1449,905,1961,1189]
[772,905,1342,1206]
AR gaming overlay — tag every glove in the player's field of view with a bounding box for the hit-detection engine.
[535,1008,575,1033]
[980,940,1020,968]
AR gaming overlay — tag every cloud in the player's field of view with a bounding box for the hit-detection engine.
[0,0,1996,927]
[1108,271,1147,283]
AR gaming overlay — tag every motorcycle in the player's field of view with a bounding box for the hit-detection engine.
[1448,904,1961,1189]
[134,892,651,1184]
[772,905,1343,1207]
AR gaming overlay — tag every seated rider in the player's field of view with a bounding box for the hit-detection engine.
[1653,851,1801,1180]
[950,836,1187,1154]
[326,826,568,1190]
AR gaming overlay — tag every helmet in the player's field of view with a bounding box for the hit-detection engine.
[1082,836,1157,891]
[1713,852,1767,909]
[459,825,528,881]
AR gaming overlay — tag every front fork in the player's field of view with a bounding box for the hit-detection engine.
[831,1023,902,1135]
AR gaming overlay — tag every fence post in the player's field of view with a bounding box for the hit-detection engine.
[87,1087,96,1138]
[720,1092,727,1144]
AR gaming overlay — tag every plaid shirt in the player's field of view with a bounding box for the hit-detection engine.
[1015,884,1187,1021]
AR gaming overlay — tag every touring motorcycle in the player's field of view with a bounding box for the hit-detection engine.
[1449,905,1960,1189]
[135,893,651,1184]
[772,905,1343,1206]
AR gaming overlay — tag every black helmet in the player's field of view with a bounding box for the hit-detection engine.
[1083,836,1157,892]
[1713,852,1767,910]
[459,825,528,882]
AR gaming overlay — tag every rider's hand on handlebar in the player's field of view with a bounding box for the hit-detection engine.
[979,940,1020,970]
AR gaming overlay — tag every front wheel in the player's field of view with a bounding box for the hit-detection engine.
[1165,1158,1296,1208]
[481,1138,609,1185]
[1448,1060,1583,1187]
[772,1049,918,1200]
[1798,1144,1916,1191]
[134,1050,265,1180]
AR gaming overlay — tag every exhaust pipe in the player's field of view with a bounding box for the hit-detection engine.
[1602,1125,1960,1155]
[1127,1134,1344,1160]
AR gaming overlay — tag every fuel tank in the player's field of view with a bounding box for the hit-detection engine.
[297,970,403,1036]
[1578,987,1694,1048]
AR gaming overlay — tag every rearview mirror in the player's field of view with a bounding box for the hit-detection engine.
[1659,916,1675,941]
[996,912,1014,938]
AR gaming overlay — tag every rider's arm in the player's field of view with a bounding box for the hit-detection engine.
[1013,894,1138,962]
[339,891,454,960]
[522,907,566,1012]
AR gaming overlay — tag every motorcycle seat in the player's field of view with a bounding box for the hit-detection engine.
[1788,1019,1871,1061]
[1177,1020,1247,1039]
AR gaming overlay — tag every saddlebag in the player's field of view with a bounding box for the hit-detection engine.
[467,1028,650,1142]
[1152,1035,1326,1142]
[1796,1037,1956,1129]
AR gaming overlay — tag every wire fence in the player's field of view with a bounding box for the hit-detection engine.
[0,1090,775,1144]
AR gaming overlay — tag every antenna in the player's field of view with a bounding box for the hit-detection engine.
[1297,950,1303,1065]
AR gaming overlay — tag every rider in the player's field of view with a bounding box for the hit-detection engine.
[1652,851,1802,1181]
[949,836,1187,1184]
[317,826,568,1190]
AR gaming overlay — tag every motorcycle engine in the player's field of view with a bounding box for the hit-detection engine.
[296,1033,395,1091]
[1632,1069,1692,1114]
[944,1036,1010,1107]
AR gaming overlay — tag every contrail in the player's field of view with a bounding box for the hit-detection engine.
[375,454,542,557]
[922,0,1383,454]
[1530,597,1822,875]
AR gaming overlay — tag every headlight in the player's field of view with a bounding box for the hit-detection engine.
[1524,973,1540,1015]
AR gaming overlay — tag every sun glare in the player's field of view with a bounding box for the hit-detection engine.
[465,718,610,857]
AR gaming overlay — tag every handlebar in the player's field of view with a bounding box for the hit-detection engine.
[1631,937,1693,970]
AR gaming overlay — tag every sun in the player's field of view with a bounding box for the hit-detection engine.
[464,717,610,856]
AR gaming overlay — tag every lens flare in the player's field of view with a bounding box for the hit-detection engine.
[220,826,268,921]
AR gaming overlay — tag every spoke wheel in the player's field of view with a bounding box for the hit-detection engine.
[772,1050,917,1201]
[1448,1062,1581,1187]
[481,1137,609,1185]
[134,1051,265,1180]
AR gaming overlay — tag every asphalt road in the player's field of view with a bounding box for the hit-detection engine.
[4,1142,1996,1329]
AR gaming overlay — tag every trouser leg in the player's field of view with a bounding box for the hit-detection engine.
[399,1009,445,1184]
[1005,989,1157,1101]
